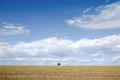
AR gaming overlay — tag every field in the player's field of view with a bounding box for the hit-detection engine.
[0,66,120,80]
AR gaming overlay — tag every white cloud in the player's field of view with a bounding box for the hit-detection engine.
[6,37,74,56]
[91,53,104,58]
[93,58,104,62]
[15,58,28,61]
[66,1,120,30]
[0,41,8,56]
[112,56,120,65]
[113,56,120,61]
[1,34,120,65]
[83,7,93,14]
[0,22,30,35]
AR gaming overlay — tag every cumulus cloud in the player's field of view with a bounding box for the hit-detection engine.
[1,34,120,65]
[66,1,120,30]
[0,22,30,35]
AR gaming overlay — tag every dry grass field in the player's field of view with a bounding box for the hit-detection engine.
[0,66,120,80]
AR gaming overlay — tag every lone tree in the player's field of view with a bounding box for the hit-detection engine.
[57,63,61,66]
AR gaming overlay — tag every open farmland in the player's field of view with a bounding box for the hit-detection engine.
[0,66,120,80]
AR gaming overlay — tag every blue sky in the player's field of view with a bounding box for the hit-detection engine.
[0,0,120,65]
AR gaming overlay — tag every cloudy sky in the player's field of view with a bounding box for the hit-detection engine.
[0,0,120,65]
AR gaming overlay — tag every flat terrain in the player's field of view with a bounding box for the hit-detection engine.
[0,66,120,80]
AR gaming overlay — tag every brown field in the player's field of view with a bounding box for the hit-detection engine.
[0,66,120,80]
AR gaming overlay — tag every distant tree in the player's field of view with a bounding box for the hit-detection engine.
[57,63,60,66]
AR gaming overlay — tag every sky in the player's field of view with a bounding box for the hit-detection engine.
[0,0,120,65]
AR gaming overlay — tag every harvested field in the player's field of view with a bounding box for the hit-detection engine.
[0,66,120,80]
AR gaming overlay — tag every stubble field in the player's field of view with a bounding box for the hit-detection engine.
[0,66,120,80]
